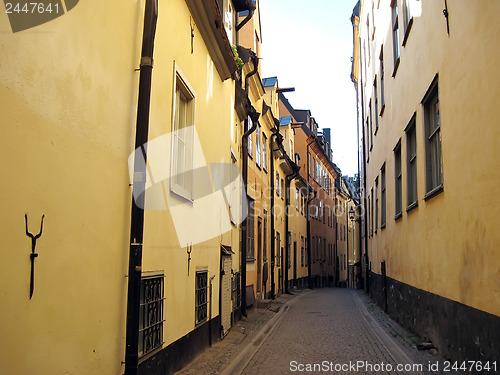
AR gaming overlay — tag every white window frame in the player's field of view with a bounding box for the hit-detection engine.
[247,116,253,158]
[262,133,267,171]
[171,63,195,201]
[255,124,261,167]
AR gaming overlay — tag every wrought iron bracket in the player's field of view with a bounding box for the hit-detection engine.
[25,214,45,299]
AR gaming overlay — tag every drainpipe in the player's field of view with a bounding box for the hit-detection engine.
[240,56,259,317]
[269,125,281,299]
[236,2,256,32]
[359,82,369,294]
[345,198,349,288]
[306,139,315,289]
[284,168,300,294]
[333,178,338,287]
[125,1,158,374]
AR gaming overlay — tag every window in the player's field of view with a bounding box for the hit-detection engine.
[402,0,413,45]
[171,67,195,200]
[394,141,402,218]
[371,188,374,236]
[247,116,253,158]
[276,172,280,196]
[222,0,235,45]
[375,177,379,232]
[255,125,261,167]
[391,0,400,74]
[139,274,164,357]
[308,152,311,176]
[381,163,386,227]
[263,211,267,261]
[296,188,299,211]
[281,179,284,200]
[406,115,418,208]
[301,236,304,267]
[367,197,371,237]
[262,133,267,171]
[318,237,321,261]
[247,199,255,259]
[374,77,379,133]
[304,237,308,266]
[287,232,291,268]
[380,47,385,113]
[369,100,373,150]
[423,77,443,197]
[276,231,281,266]
[195,271,208,324]
[232,272,241,309]
[312,236,315,262]
[366,118,370,160]
[366,17,371,61]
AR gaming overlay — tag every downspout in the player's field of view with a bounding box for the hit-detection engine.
[284,168,300,294]
[360,84,369,293]
[240,55,259,317]
[269,125,280,299]
[125,1,158,374]
[236,4,255,32]
[306,139,315,289]
[346,197,349,288]
[334,178,339,287]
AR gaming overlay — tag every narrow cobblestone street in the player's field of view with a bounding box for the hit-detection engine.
[177,288,462,375]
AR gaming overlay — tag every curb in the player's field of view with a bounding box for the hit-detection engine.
[221,289,313,375]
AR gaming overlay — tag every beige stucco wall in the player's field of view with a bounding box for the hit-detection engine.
[360,0,500,316]
[0,0,242,372]
[0,1,143,373]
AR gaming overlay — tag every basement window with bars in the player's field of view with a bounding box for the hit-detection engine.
[139,273,165,358]
[232,272,241,310]
[195,271,208,325]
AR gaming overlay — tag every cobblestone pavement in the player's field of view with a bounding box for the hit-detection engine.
[242,288,461,375]
[176,288,462,375]
[174,292,297,375]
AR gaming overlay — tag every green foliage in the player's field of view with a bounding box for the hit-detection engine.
[232,46,244,70]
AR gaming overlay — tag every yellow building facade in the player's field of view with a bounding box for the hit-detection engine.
[1,0,252,373]
[353,0,500,364]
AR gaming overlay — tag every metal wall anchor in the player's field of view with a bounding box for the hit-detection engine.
[25,214,45,299]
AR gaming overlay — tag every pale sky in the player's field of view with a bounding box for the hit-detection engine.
[259,0,359,177]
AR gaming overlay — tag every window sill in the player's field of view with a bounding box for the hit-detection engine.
[380,222,386,229]
[394,212,402,221]
[138,344,164,364]
[195,318,208,327]
[402,18,413,47]
[246,257,256,262]
[425,184,444,201]
[170,185,194,204]
[406,201,418,213]
[392,57,400,77]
